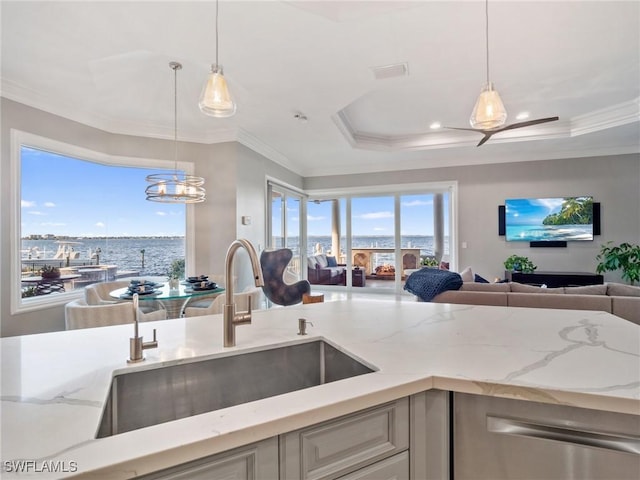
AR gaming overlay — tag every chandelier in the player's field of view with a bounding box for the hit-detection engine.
[146,61,206,204]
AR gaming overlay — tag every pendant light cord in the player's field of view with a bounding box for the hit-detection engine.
[485,0,490,84]
[215,0,219,66]
[171,62,179,174]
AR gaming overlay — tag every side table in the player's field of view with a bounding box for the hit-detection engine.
[352,268,365,287]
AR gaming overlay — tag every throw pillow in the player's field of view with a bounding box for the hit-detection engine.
[316,254,329,268]
[308,256,318,269]
[460,266,474,283]
[607,283,640,297]
[564,285,607,295]
[510,282,564,294]
[474,274,490,283]
[326,256,338,267]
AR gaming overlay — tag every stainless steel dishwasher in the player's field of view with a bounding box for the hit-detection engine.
[453,393,640,479]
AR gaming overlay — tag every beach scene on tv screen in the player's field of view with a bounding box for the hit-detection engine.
[505,197,594,242]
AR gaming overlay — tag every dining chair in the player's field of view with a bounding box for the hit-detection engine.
[183,287,263,318]
[84,279,164,314]
[64,298,167,330]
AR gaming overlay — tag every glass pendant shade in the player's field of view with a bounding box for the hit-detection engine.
[470,82,507,129]
[198,64,236,118]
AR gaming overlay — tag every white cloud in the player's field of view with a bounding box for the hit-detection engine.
[22,200,36,208]
[373,227,387,231]
[401,199,432,207]
[307,215,326,221]
[44,202,56,208]
[360,211,393,220]
[95,222,106,228]
[40,222,66,227]
[156,212,167,216]
[27,211,45,216]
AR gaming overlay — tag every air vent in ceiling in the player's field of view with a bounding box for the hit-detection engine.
[370,62,409,80]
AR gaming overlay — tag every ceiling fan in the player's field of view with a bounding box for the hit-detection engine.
[446,0,559,146]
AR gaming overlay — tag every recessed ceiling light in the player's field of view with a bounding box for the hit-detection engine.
[516,112,530,120]
[430,122,441,130]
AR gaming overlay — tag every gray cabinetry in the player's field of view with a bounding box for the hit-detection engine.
[337,452,408,480]
[454,393,640,479]
[139,437,278,480]
[280,398,409,480]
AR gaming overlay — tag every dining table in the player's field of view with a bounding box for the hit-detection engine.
[110,281,224,319]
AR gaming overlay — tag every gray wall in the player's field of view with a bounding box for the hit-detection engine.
[305,154,640,283]
[0,99,302,336]
[2,98,638,336]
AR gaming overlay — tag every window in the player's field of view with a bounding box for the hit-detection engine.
[12,130,194,314]
[306,183,456,293]
[266,181,306,280]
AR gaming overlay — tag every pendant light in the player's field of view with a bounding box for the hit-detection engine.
[198,0,236,117]
[469,0,507,129]
[146,62,206,204]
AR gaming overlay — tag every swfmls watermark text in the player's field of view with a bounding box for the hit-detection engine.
[3,460,78,474]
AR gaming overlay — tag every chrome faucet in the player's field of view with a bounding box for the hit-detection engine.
[224,239,265,347]
[128,293,158,363]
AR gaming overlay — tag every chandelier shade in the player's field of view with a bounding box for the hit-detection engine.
[146,61,206,204]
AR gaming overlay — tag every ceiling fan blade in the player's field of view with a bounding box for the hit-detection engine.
[497,116,559,133]
[477,133,493,146]
[444,126,484,133]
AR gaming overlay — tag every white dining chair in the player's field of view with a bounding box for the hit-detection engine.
[65,298,166,330]
[183,287,263,318]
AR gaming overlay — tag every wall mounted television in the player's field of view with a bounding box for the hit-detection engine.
[505,196,594,242]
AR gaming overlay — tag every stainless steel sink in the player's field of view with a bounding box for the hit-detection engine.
[97,340,374,437]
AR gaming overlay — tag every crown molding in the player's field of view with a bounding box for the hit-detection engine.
[334,98,640,152]
[236,129,303,175]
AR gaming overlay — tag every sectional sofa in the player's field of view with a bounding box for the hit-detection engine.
[429,282,640,325]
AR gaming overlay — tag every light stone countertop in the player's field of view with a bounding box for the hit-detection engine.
[1,299,639,478]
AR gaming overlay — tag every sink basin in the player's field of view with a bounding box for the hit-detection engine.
[97,339,374,437]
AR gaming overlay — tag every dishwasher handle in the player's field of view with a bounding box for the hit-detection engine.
[487,415,640,455]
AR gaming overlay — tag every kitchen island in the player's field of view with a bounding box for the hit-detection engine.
[1,300,639,478]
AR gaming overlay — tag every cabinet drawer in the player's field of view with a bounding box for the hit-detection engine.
[337,452,408,480]
[140,437,278,480]
[280,398,409,480]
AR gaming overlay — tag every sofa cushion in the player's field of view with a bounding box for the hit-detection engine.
[564,284,608,295]
[507,293,612,313]
[316,254,328,268]
[461,282,511,293]
[308,256,318,269]
[510,282,564,294]
[611,296,640,325]
[432,290,508,306]
[607,283,640,297]
[326,255,338,267]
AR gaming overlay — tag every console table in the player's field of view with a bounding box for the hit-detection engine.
[506,271,604,288]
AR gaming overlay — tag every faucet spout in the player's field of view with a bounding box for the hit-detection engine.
[224,239,264,347]
[128,293,159,363]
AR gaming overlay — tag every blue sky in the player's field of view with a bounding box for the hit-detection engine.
[21,147,186,237]
[306,194,448,236]
[505,197,565,226]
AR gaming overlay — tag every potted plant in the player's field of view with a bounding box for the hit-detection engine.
[504,255,537,273]
[40,265,60,279]
[596,242,640,285]
[421,256,439,268]
[167,258,185,289]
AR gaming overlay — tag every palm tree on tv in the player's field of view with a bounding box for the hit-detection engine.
[542,197,593,226]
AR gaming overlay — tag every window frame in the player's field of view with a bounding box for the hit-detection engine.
[10,129,197,314]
